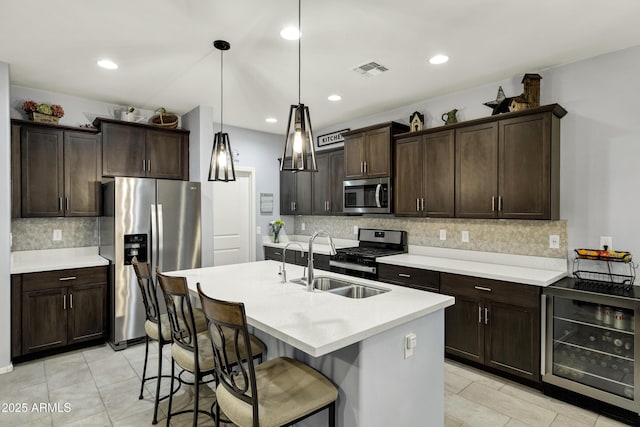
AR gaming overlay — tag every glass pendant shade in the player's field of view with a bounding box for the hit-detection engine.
[208,131,235,181]
[280,103,317,171]
[208,39,236,182]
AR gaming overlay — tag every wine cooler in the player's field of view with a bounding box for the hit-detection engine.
[543,251,639,417]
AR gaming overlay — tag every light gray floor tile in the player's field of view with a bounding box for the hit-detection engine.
[88,353,138,389]
[82,344,118,364]
[550,413,595,427]
[445,360,505,391]
[505,419,534,427]
[460,382,557,427]
[595,416,633,426]
[0,382,51,427]
[445,368,474,394]
[61,411,112,426]
[49,380,105,427]
[44,354,93,392]
[445,414,464,427]
[12,414,52,427]
[112,407,163,426]
[99,377,155,423]
[0,361,46,394]
[445,393,510,427]
[120,341,159,364]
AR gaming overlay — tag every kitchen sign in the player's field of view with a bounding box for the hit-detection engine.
[317,129,349,147]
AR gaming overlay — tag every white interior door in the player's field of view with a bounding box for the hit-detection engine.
[212,167,256,266]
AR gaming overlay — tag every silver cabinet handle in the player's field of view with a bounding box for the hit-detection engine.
[360,161,364,174]
[69,293,73,309]
[364,161,368,173]
[416,198,420,211]
[474,286,492,292]
[142,159,146,171]
[273,251,282,256]
[498,196,502,211]
[147,160,151,172]
[398,273,411,278]
[478,306,482,323]
[491,196,495,212]
[58,197,63,211]
[63,294,67,310]
[59,276,77,281]
[421,198,425,211]
[65,197,69,211]
[485,307,489,324]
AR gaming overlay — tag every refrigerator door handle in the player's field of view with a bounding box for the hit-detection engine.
[150,204,158,276]
[157,204,164,273]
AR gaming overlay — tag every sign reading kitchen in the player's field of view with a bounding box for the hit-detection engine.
[317,129,349,147]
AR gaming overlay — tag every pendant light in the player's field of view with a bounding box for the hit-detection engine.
[280,0,317,172]
[208,40,236,182]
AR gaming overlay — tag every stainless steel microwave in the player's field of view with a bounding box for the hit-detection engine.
[343,178,391,214]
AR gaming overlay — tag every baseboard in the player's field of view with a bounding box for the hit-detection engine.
[0,363,14,375]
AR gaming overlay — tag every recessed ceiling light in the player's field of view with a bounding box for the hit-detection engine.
[265,117,278,123]
[280,26,301,40]
[428,54,449,65]
[97,59,118,70]
[328,94,342,102]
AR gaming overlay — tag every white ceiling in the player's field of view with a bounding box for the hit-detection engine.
[2,0,640,134]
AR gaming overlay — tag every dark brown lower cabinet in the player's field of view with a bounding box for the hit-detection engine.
[263,246,330,272]
[441,272,541,384]
[12,266,107,358]
[377,264,440,292]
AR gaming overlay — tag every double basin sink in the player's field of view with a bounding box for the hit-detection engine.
[290,276,389,299]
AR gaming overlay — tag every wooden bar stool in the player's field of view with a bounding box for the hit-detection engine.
[197,283,338,427]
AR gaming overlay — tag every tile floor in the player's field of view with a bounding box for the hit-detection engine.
[0,342,631,427]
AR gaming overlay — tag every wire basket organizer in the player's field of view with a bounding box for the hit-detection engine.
[573,249,637,285]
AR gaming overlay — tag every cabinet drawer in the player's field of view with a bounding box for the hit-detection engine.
[264,246,296,264]
[22,266,108,292]
[378,264,440,292]
[441,272,539,307]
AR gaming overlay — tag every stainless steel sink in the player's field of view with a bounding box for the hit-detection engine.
[290,276,389,298]
[328,284,390,299]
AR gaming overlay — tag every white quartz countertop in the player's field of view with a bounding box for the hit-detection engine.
[378,247,567,287]
[262,235,357,255]
[167,260,454,357]
[11,246,109,274]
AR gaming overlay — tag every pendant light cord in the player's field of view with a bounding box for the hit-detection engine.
[220,48,224,133]
[298,0,301,105]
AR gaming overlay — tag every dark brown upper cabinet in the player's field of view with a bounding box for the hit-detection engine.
[394,129,455,217]
[280,156,312,215]
[94,118,189,180]
[342,122,409,179]
[12,120,101,218]
[312,149,345,215]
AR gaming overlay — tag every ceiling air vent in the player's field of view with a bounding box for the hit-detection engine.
[352,61,389,77]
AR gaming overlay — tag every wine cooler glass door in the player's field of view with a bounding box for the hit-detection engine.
[552,297,635,399]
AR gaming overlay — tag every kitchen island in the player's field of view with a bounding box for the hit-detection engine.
[167,260,454,427]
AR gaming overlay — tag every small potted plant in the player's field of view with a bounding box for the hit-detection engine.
[269,219,285,243]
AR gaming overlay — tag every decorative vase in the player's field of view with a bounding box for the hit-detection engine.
[273,230,280,243]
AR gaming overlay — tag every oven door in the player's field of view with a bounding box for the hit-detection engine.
[343,178,391,214]
[329,260,377,280]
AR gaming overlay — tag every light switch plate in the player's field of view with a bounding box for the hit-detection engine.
[256,226,261,235]
[439,229,446,241]
[353,225,359,235]
[301,223,306,231]
[549,234,560,249]
[53,229,62,241]
[404,333,417,359]
[461,230,469,243]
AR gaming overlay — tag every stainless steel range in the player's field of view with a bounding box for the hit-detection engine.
[329,228,407,279]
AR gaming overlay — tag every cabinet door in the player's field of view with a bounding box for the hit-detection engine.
[424,130,455,217]
[328,151,345,214]
[455,122,498,218]
[21,127,64,217]
[102,123,146,177]
[11,123,21,218]
[484,300,540,382]
[67,282,107,344]
[22,287,67,353]
[280,160,296,215]
[312,153,330,215]
[364,127,391,177]
[444,293,484,364]
[499,113,551,219]
[294,156,313,215]
[64,132,101,216]
[394,136,423,216]
[377,264,440,292]
[146,129,186,179]
[344,134,365,178]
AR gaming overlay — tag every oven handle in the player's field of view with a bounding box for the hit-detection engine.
[329,260,377,274]
[375,184,382,208]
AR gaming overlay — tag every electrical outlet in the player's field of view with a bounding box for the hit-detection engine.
[549,234,560,249]
[256,226,261,234]
[353,225,359,235]
[600,236,613,249]
[439,229,446,241]
[404,333,417,359]
[301,223,306,231]
[461,230,469,243]
[53,229,62,241]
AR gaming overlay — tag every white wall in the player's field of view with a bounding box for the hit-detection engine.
[183,107,284,265]
[1,62,13,373]
[316,45,640,260]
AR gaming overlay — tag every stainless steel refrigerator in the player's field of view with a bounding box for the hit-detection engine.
[100,177,201,349]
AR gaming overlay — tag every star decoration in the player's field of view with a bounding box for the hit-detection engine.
[483,86,506,110]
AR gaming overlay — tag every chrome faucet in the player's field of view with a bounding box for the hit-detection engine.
[281,242,305,283]
[307,230,337,292]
